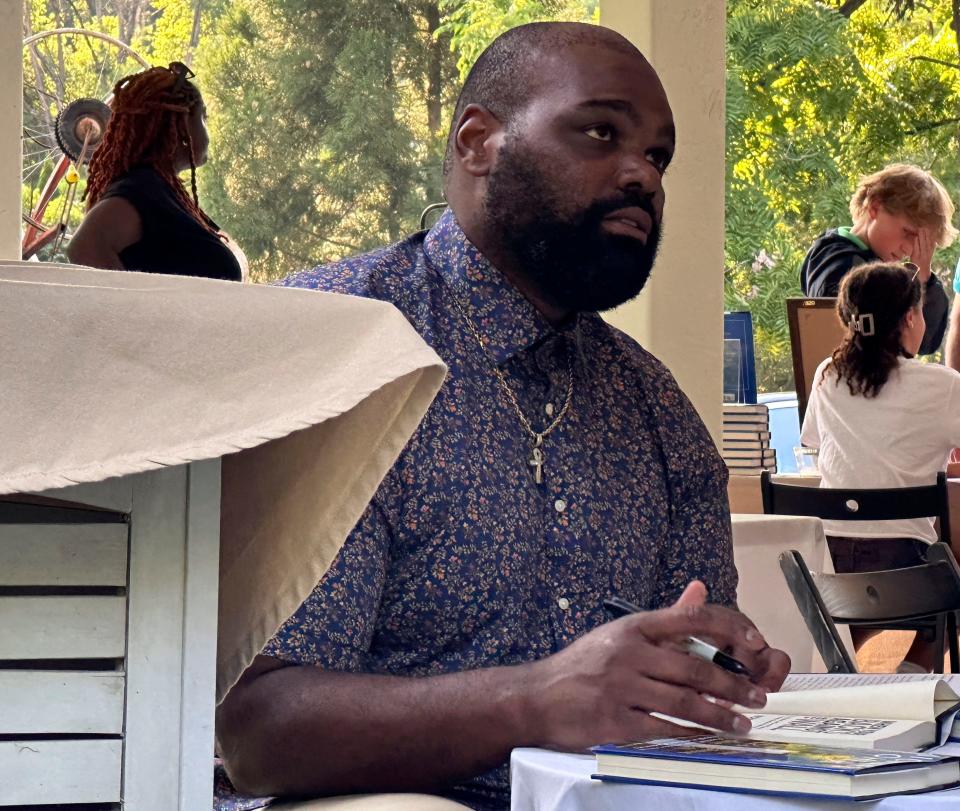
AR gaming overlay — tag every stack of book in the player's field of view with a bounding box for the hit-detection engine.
[722,403,776,474]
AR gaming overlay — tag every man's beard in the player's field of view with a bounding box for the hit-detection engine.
[483,138,662,314]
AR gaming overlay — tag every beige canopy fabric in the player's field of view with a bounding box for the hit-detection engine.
[0,261,445,700]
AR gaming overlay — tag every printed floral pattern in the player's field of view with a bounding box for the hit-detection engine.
[215,210,737,811]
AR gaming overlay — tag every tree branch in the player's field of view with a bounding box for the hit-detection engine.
[909,55,960,71]
[836,0,870,17]
[906,116,960,135]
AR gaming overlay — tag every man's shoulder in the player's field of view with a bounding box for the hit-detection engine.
[278,232,429,300]
[806,229,874,264]
[593,317,678,387]
[801,229,875,296]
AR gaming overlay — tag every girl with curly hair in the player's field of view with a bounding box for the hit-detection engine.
[68,62,245,281]
[802,260,960,671]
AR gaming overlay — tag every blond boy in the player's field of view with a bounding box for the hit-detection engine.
[801,163,957,354]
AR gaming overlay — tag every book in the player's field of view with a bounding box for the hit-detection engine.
[722,430,771,443]
[723,339,741,404]
[723,414,770,425]
[775,672,960,744]
[592,735,960,800]
[648,674,960,752]
[737,674,960,751]
[724,312,757,404]
[723,404,769,416]
[722,448,776,461]
[724,463,777,475]
[723,459,777,476]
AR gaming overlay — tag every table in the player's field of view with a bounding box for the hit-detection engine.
[0,263,445,809]
[732,513,850,672]
[509,746,960,811]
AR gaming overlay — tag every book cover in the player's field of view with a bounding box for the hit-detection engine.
[724,312,757,404]
[593,735,960,800]
[594,735,951,774]
[723,339,741,404]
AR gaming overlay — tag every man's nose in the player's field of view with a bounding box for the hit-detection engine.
[616,153,663,196]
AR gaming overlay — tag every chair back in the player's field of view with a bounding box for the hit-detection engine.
[786,297,844,424]
[779,550,856,673]
[780,543,960,674]
[761,470,950,543]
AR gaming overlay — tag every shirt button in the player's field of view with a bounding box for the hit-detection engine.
[554,499,567,513]
[557,596,570,611]
[545,402,555,417]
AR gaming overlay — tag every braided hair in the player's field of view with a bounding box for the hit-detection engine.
[825,261,922,398]
[85,62,216,235]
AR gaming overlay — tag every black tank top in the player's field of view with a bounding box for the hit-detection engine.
[102,165,242,281]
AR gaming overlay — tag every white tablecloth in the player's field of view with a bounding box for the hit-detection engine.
[732,513,852,672]
[509,746,960,811]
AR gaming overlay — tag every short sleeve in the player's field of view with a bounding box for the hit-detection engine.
[647,369,737,609]
[261,499,392,671]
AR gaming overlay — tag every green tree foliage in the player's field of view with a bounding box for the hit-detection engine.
[23,0,593,277]
[438,0,599,79]
[193,0,460,280]
[195,0,595,281]
[21,0,230,259]
[727,0,960,390]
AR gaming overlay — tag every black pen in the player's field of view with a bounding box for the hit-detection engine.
[603,595,753,678]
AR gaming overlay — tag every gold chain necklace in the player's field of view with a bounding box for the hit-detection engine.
[447,293,574,485]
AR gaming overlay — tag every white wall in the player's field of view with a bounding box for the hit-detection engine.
[0,0,23,260]
[599,0,726,443]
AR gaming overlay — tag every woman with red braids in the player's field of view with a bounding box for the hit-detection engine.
[68,62,246,281]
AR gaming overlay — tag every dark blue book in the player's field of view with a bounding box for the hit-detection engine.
[724,311,757,404]
[592,735,960,800]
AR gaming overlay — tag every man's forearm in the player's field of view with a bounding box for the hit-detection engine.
[218,662,537,797]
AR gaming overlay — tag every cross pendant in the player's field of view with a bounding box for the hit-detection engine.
[529,436,545,484]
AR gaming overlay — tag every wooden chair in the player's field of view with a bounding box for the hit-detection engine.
[779,544,960,673]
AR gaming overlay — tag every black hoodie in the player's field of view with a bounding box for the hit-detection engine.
[799,227,948,355]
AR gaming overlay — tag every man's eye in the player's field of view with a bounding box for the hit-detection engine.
[585,125,614,142]
[648,149,672,173]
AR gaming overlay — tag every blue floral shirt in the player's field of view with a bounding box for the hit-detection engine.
[215,210,736,810]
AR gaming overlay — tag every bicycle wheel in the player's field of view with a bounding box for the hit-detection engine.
[22,28,149,260]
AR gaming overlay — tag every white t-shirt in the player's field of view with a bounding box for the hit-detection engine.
[801,357,960,542]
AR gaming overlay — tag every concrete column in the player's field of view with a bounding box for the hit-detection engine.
[599,0,726,442]
[0,0,23,260]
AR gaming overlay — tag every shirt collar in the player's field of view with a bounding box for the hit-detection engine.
[423,208,565,365]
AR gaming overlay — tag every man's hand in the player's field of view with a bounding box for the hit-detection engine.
[911,228,935,283]
[673,580,789,693]
[523,581,790,752]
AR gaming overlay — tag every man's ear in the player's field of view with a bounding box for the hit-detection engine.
[867,200,881,222]
[453,103,504,177]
